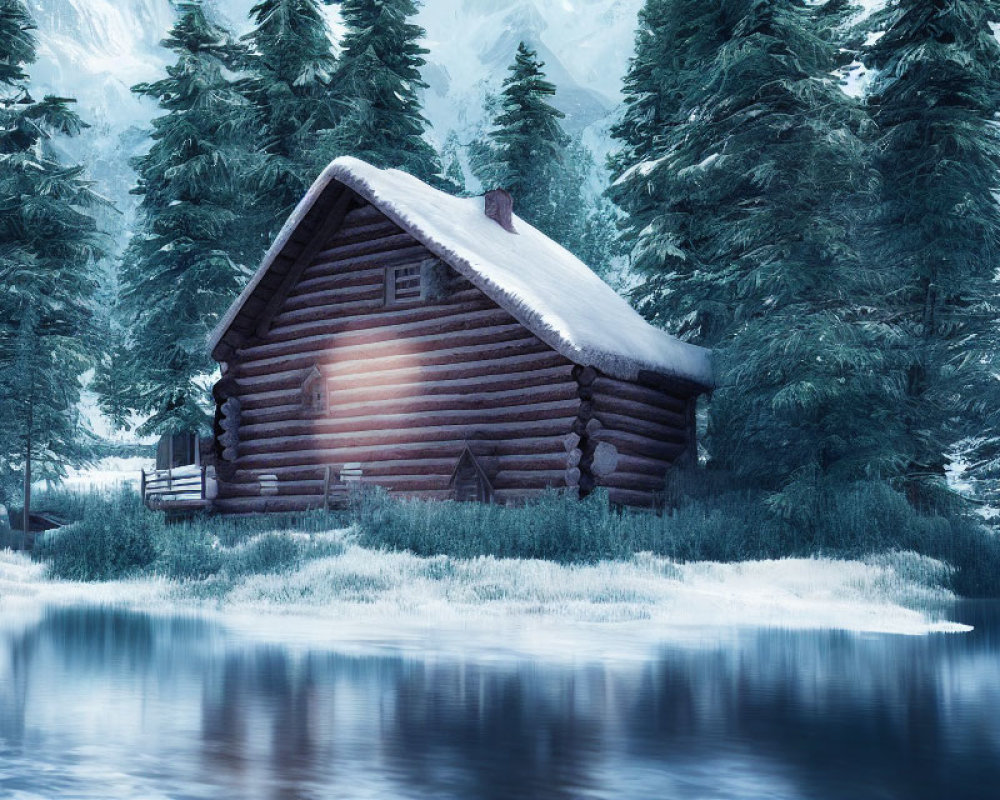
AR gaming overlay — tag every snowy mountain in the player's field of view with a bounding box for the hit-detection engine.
[27,0,643,211]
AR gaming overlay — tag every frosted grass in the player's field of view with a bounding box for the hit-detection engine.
[0,532,969,663]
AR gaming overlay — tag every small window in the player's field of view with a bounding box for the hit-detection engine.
[386,264,422,304]
[301,367,326,416]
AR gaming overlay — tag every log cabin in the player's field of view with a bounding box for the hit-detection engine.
[158,156,713,513]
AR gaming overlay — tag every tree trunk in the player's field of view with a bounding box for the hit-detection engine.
[22,423,31,552]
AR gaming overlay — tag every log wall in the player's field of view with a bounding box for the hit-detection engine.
[214,200,582,513]
[582,374,696,508]
[213,196,701,513]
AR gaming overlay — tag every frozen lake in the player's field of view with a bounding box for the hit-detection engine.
[0,602,997,799]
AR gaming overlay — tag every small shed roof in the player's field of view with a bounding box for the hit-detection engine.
[209,156,713,389]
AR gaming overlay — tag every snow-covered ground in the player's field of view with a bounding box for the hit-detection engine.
[0,535,969,665]
[42,456,154,493]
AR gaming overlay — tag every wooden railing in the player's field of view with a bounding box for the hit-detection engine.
[141,466,212,511]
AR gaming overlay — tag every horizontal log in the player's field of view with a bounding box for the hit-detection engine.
[592,394,688,430]
[279,284,487,323]
[247,308,516,360]
[229,453,571,484]
[234,350,572,397]
[236,326,538,378]
[594,411,688,445]
[324,218,403,247]
[289,266,385,298]
[237,419,576,457]
[300,244,429,280]
[238,399,580,440]
[615,453,673,478]
[231,435,570,471]
[212,489,470,514]
[238,365,576,413]
[311,231,416,265]
[240,383,579,426]
[286,282,384,311]
[341,203,389,226]
[591,376,687,414]
[219,474,455,498]
[593,429,688,462]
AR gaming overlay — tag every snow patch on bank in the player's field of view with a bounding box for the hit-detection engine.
[0,538,969,662]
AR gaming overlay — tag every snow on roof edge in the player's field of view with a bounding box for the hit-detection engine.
[209,157,714,390]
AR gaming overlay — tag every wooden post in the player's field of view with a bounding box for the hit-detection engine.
[140,469,147,505]
[323,465,331,513]
[200,467,207,503]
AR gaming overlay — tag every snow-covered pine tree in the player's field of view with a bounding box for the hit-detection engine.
[610,0,898,518]
[481,42,567,233]
[119,1,255,435]
[241,0,338,242]
[865,0,1000,503]
[608,0,732,336]
[0,0,105,526]
[478,42,616,272]
[328,0,443,184]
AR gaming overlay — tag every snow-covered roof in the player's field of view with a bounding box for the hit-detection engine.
[209,156,713,389]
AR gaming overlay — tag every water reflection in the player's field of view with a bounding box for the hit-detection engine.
[0,604,997,799]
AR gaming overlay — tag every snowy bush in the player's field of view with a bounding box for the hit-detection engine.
[34,491,161,581]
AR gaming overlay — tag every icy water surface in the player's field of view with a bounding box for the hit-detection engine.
[0,603,997,799]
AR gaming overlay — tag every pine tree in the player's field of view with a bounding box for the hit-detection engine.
[610,0,896,518]
[0,0,105,528]
[481,43,567,231]
[329,0,443,183]
[477,43,616,269]
[241,0,338,241]
[864,0,1000,502]
[119,1,255,435]
[90,312,136,433]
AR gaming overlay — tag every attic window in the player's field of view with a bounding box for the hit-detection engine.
[301,367,326,416]
[387,265,422,304]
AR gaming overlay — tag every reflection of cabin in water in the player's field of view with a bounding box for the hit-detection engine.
[145,156,713,514]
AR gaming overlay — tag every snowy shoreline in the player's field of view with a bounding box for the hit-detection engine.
[0,536,971,662]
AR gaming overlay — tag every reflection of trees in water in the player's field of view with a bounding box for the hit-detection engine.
[383,663,604,799]
[1,605,998,799]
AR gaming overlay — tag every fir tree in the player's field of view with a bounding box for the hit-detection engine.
[478,43,616,270]
[610,0,895,519]
[241,0,339,241]
[119,1,254,435]
[329,0,443,183]
[0,0,105,528]
[90,312,136,433]
[482,42,567,230]
[864,0,1000,502]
